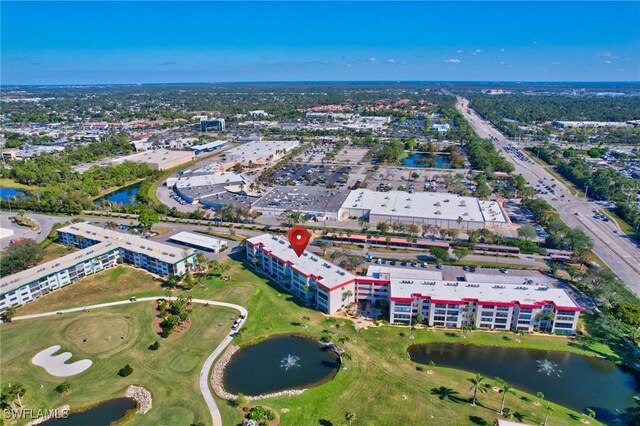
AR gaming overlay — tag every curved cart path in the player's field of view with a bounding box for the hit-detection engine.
[13,296,248,426]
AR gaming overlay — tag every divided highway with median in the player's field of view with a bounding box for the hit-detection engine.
[456,97,640,296]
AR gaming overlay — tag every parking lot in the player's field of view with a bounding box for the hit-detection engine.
[302,143,334,163]
[367,167,474,194]
[271,164,351,188]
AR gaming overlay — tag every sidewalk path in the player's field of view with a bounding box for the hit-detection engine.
[13,296,248,426]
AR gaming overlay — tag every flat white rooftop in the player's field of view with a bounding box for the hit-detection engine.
[390,278,578,309]
[0,227,14,240]
[191,140,227,151]
[223,140,299,163]
[112,149,193,166]
[1,241,118,295]
[168,232,227,251]
[340,190,506,224]
[247,234,355,289]
[174,172,244,189]
[464,273,555,286]
[58,223,193,264]
[367,265,443,281]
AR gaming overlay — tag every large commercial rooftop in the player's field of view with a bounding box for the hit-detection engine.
[174,171,244,189]
[1,241,118,295]
[339,190,506,224]
[223,140,299,163]
[112,149,194,170]
[246,234,355,289]
[252,185,351,215]
[58,223,193,264]
[190,140,227,152]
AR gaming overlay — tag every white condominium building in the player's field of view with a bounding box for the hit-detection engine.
[246,234,580,334]
[1,223,198,313]
[1,241,121,312]
[246,234,357,314]
[57,223,196,277]
[388,278,579,334]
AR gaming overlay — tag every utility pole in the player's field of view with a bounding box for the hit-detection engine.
[584,185,589,199]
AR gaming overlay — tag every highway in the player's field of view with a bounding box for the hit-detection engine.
[456,97,640,295]
[13,296,248,426]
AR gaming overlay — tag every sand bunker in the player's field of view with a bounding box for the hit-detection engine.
[32,345,92,377]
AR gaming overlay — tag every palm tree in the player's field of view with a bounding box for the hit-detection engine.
[342,289,354,305]
[536,391,545,405]
[494,377,514,414]
[468,373,487,406]
[543,402,554,426]
[345,410,356,426]
[585,408,596,420]
[317,240,332,257]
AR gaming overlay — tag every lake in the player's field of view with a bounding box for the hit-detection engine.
[223,335,340,396]
[0,187,30,201]
[96,184,140,206]
[408,343,638,422]
[41,398,137,425]
[402,153,451,169]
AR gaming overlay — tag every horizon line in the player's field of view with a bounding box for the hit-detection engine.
[2,79,640,88]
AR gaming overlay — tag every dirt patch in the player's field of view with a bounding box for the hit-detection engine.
[151,303,192,339]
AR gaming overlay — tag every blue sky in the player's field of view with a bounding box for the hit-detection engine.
[2,1,639,84]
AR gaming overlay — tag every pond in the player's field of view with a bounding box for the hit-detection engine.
[41,397,137,425]
[402,153,451,169]
[223,335,340,396]
[95,184,140,206]
[408,343,638,422]
[0,186,30,201]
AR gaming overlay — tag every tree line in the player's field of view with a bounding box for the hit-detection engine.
[469,94,640,125]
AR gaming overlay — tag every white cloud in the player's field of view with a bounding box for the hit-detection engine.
[533,41,539,45]
[456,49,464,54]
[551,62,560,66]
[499,61,507,65]
[368,57,376,62]
[346,63,352,68]
[471,49,482,56]
[500,48,506,53]
[596,52,618,63]
[445,58,461,64]
[387,58,396,64]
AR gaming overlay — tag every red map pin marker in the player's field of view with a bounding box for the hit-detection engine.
[288,226,310,257]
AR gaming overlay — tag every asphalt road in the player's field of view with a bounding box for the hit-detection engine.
[12,296,248,426]
[457,97,640,295]
[0,212,69,249]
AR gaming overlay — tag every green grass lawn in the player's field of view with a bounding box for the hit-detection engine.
[38,243,77,265]
[0,178,41,191]
[0,303,235,426]
[6,260,612,426]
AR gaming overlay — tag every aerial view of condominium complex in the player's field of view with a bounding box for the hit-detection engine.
[0,2,638,426]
